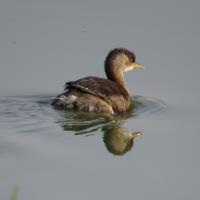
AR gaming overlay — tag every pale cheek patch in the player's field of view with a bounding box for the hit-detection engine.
[124,66,133,72]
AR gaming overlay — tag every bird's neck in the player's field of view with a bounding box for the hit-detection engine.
[105,64,127,93]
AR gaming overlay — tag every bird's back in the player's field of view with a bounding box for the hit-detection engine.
[52,76,131,114]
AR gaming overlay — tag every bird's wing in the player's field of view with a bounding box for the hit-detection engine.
[65,76,127,100]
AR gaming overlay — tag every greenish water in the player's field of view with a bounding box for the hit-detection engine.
[0,95,166,155]
[0,95,167,199]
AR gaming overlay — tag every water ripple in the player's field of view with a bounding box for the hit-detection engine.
[0,95,166,135]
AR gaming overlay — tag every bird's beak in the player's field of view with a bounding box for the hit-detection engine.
[132,62,144,69]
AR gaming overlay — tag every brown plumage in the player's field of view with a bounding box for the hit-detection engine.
[52,48,143,114]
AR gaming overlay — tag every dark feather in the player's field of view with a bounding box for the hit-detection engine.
[64,76,128,100]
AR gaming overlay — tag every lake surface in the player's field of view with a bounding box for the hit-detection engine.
[0,94,199,200]
[0,0,200,200]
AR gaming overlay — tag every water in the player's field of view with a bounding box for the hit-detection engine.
[1,0,200,200]
[0,95,166,152]
[0,94,199,200]
[0,95,167,199]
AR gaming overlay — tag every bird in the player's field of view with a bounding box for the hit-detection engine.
[52,48,143,114]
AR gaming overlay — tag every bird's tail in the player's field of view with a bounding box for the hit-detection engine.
[51,95,69,109]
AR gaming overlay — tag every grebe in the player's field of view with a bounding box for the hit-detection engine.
[52,48,143,114]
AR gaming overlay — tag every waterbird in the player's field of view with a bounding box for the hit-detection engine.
[52,48,143,114]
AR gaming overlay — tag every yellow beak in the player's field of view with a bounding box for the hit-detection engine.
[132,62,144,69]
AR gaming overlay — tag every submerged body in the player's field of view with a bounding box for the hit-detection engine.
[52,48,143,114]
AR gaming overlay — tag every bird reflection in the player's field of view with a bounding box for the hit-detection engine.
[55,105,141,155]
[102,122,140,155]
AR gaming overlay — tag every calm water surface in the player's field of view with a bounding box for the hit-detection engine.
[1,0,200,200]
[0,95,168,200]
[1,93,199,200]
